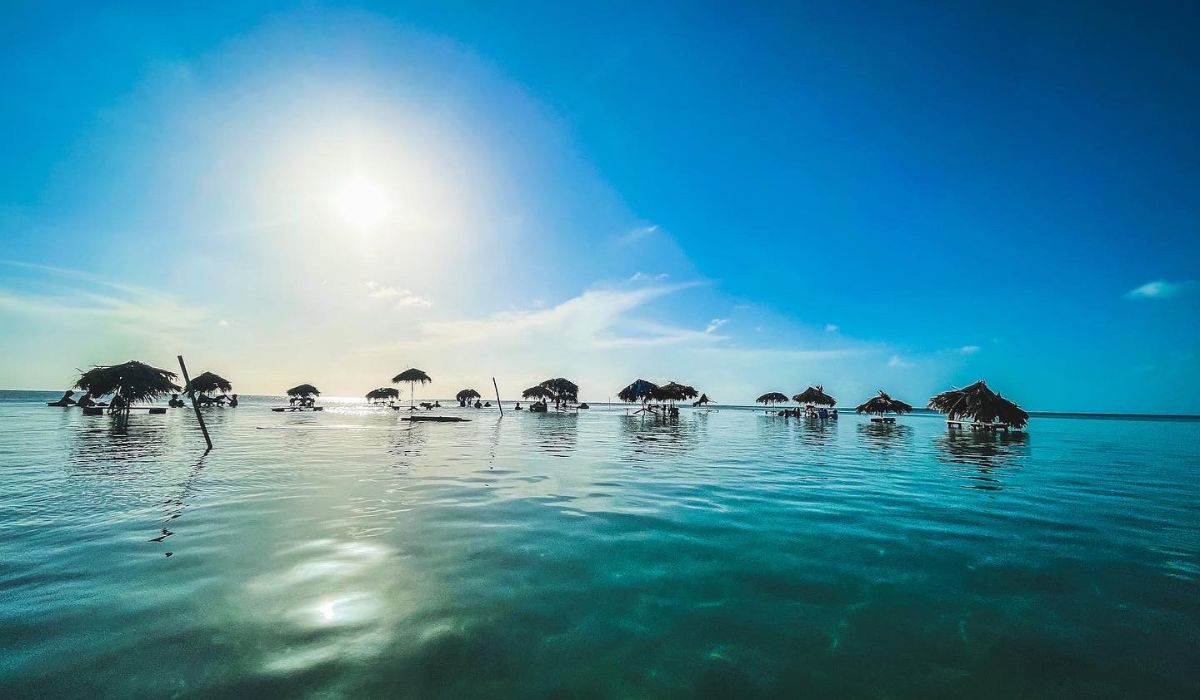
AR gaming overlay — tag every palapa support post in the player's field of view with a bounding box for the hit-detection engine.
[493,377,503,417]
[177,355,213,452]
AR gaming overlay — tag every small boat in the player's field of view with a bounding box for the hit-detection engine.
[271,406,325,412]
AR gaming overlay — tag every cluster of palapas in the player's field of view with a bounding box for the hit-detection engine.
[63,361,1029,430]
[755,381,1028,429]
[66,361,238,413]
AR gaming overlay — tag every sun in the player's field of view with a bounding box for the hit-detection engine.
[334,178,389,229]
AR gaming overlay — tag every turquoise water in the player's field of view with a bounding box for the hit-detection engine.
[1,391,1197,698]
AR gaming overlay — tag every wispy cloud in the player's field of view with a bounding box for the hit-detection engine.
[705,318,728,334]
[629,272,669,282]
[825,323,839,333]
[1124,279,1196,300]
[887,355,913,368]
[617,224,660,246]
[0,260,208,337]
[363,281,432,308]
[957,345,981,355]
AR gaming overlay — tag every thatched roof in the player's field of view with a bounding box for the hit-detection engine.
[456,388,481,401]
[617,379,658,403]
[855,390,913,416]
[521,385,556,400]
[188,371,232,396]
[539,378,579,403]
[287,384,321,398]
[366,387,399,401]
[793,385,836,406]
[652,381,699,402]
[756,392,789,405]
[392,368,431,384]
[928,380,1028,428]
[74,360,180,404]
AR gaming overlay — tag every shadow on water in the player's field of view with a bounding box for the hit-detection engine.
[523,412,578,457]
[856,422,915,454]
[68,412,174,472]
[387,425,426,471]
[618,413,701,463]
[934,430,1031,491]
[798,417,838,447]
[147,452,210,556]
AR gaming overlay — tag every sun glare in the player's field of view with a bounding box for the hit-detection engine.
[334,178,389,230]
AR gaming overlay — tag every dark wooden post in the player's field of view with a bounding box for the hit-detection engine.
[493,377,503,417]
[177,355,213,451]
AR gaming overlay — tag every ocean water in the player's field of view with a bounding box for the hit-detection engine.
[1,390,1197,699]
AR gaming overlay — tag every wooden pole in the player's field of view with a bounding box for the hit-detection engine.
[493,377,503,417]
[177,355,213,452]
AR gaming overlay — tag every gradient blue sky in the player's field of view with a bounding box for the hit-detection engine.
[1,1,1197,411]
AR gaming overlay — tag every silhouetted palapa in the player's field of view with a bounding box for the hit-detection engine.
[366,387,399,402]
[187,371,232,396]
[521,385,556,401]
[456,389,481,403]
[793,386,836,406]
[617,379,658,403]
[74,360,181,411]
[928,380,1028,429]
[538,378,579,405]
[756,392,790,405]
[392,368,431,408]
[855,390,913,416]
[651,381,699,403]
[287,384,321,398]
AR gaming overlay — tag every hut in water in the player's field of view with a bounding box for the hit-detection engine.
[456,389,481,406]
[75,360,181,413]
[617,379,658,414]
[854,390,913,423]
[287,383,321,408]
[366,387,399,404]
[392,368,432,410]
[188,371,233,406]
[756,392,789,412]
[928,380,1028,431]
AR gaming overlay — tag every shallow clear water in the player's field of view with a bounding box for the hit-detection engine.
[1,391,1197,698]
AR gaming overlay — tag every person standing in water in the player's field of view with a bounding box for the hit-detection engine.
[49,390,76,406]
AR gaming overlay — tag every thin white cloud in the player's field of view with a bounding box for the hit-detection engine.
[217,319,229,327]
[1125,279,1196,300]
[617,224,660,246]
[958,345,981,355]
[825,323,839,333]
[0,261,208,336]
[887,355,913,368]
[705,318,728,334]
[629,272,669,282]
[363,281,432,308]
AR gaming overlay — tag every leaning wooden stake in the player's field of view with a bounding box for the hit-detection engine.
[493,377,503,417]
[177,355,213,451]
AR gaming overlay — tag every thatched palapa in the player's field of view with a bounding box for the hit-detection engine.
[287,384,321,398]
[793,386,836,406]
[392,368,432,408]
[651,381,698,403]
[521,385,556,401]
[539,378,579,404]
[188,371,232,396]
[366,387,399,402]
[928,380,1028,428]
[617,379,658,403]
[456,389,481,402]
[855,390,913,416]
[75,360,181,409]
[756,392,789,405]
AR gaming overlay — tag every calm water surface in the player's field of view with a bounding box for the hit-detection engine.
[1,391,1197,698]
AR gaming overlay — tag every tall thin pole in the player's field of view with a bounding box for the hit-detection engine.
[493,377,503,417]
[177,355,213,452]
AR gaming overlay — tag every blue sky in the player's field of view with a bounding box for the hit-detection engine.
[1,1,1197,412]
